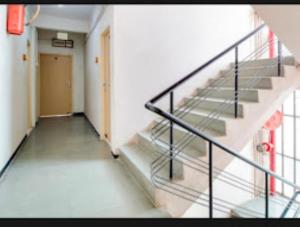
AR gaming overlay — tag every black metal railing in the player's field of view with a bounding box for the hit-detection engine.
[145,24,299,218]
[281,191,300,218]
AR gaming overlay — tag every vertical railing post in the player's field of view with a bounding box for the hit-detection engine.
[169,91,174,180]
[209,141,213,218]
[234,46,239,118]
[278,40,282,77]
[265,172,269,218]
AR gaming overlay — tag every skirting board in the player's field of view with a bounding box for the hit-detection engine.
[0,135,27,179]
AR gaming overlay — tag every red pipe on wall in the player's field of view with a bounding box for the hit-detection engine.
[268,30,275,58]
[269,130,276,194]
[263,111,282,195]
[268,29,276,194]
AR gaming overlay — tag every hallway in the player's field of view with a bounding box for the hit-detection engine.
[0,116,167,217]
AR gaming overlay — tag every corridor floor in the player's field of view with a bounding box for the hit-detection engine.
[0,116,167,217]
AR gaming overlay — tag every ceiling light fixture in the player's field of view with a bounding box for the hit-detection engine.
[58,4,64,8]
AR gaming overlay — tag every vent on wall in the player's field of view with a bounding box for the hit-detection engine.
[52,39,74,48]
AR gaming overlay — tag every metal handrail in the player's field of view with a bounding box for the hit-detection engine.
[144,23,299,218]
[148,24,266,104]
[280,191,300,218]
[145,101,300,191]
[151,37,275,140]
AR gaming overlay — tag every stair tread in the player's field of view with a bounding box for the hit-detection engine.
[185,96,252,104]
[177,106,237,120]
[198,87,259,91]
[215,76,272,80]
[139,130,208,158]
[120,144,155,181]
[231,194,298,218]
[230,56,295,67]
[228,65,279,70]
[153,118,224,136]
[196,87,260,102]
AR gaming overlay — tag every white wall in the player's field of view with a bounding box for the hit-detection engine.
[84,5,255,152]
[85,6,114,133]
[38,30,85,113]
[85,5,253,152]
[33,14,89,33]
[0,6,35,171]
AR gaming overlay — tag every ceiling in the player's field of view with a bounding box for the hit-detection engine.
[39,5,95,21]
[253,5,300,61]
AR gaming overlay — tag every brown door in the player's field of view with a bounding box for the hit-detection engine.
[40,54,72,116]
[101,28,111,141]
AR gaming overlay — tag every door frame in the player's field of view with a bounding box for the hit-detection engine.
[27,39,33,131]
[39,53,73,117]
[100,27,111,143]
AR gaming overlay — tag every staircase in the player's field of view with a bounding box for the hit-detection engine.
[118,24,300,217]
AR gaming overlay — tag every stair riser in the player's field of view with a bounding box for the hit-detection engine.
[229,57,295,68]
[119,152,156,202]
[221,66,283,77]
[183,98,244,117]
[137,135,185,179]
[197,89,259,102]
[151,124,208,153]
[209,78,272,89]
[180,112,226,135]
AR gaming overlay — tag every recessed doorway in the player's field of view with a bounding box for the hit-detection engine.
[39,53,72,117]
[100,28,111,142]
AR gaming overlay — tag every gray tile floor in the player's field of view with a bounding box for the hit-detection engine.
[0,116,168,218]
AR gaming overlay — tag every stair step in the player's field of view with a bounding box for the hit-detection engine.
[220,65,284,77]
[119,144,160,203]
[231,194,299,218]
[138,130,208,159]
[196,88,259,102]
[137,131,183,179]
[183,96,244,117]
[229,56,295,68]
[209,77,272,89]
[175,108,228,135]
[153,118,223,137]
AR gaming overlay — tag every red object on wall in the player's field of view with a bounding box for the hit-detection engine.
[268,29,275,58]
[269,130,276,194]
[264,110,283,131]
[7,5,25,35]
[263,110,283,195]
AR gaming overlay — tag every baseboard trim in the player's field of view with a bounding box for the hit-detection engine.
[111,151,119,159]
[0,135,28,180]
[82,114,119,159]
[72,112,85,117]
[40,114,72,118]
[83,114,101,138]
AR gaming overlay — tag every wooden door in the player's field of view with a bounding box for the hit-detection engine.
[101,28,111,141]
[40,54,72,116]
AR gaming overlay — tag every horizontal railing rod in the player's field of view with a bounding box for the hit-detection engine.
[149,24,266,104]
[280,191,300,218]
[145,101,300,191]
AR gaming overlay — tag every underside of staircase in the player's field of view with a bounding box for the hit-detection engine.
[118,56,300,217]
